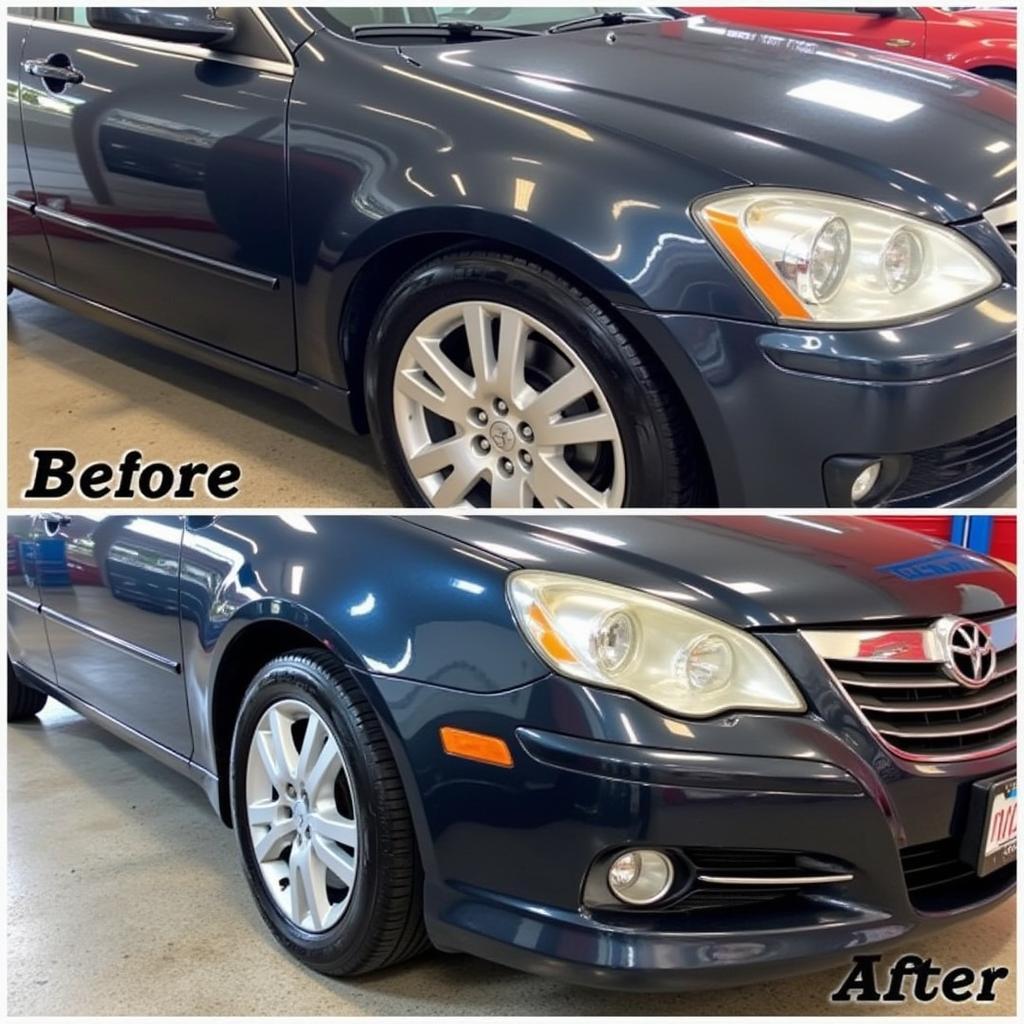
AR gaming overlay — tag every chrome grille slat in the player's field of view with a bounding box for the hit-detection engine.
[803,611,1017,761]
[874,706,1016,740]
[858,679,1016,714]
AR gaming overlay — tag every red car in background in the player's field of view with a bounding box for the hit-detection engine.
[687,6,1016,86]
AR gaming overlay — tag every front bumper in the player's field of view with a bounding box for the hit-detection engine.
[620,285,1016,507]
[358,664,1016,990]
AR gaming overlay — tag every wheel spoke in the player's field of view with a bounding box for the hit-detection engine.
[463,303,496,385]
[531,454,610,508]
[312,834,357,888]
[254,730,284,787]
[268,707,298,782]
[297,842,329,931]
[535,410,617,448]
[309,807,358,848]
[432,460,487,507]
[295,715,327,787]
[491,470,533,508]
[407,435,467,479]
[494,308,528,400]
[407,334,475,405]
[523,366,593,422]
[247,798,282,827]
[304,740,342,799]
[395,368,457,422]
[253,817,297,862]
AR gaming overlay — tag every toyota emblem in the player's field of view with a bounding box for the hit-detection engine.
[936,616,996,688]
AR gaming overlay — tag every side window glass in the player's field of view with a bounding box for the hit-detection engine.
[56,7,90,25]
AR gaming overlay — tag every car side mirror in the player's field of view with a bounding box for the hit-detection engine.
[853,7,901,16]
[86,8,236,47]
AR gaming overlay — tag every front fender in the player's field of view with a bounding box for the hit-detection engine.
[287,32,763,386]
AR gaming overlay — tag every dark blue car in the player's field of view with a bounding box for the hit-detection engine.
[7,514,1017,988]
[6,6,1017,508]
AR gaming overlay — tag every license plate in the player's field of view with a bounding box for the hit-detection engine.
[978,776,1017,877]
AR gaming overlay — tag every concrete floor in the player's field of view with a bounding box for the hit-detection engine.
[8,702,1017,1016]
[9,291,1016,509]
[7,292,396,508]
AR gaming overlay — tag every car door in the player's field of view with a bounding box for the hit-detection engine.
[37,514,192,755]
[7,514,58,683]
[697,7,927,59]
[7,9,56,282]
[18,7,298,371]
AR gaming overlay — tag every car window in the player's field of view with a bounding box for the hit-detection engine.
[315,6,674,34]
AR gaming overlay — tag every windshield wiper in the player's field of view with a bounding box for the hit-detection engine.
[352,22,538,44]
[546,11,672,34]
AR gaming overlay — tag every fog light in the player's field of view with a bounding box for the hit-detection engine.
[607,849,674,905]
[851,461,882,503]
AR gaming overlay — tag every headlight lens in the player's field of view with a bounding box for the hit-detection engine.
[508,571,805,718]
[694,188,1000,326]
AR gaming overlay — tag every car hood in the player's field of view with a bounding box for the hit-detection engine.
[419,516,1015,629]
[409,16,1015,221]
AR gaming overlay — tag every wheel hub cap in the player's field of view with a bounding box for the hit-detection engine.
[392,300,626,508]
[245,699,359,933]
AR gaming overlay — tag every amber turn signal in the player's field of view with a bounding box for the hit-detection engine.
[439,726,514,767]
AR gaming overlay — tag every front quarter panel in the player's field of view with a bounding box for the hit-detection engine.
[180,515,547,771]
[285,30,764,386]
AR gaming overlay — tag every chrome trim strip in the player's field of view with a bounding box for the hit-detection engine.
[7,196,34,213]
[876,708,1016,740]
[41,607,181,673]
[34,206,280,290]
[696,873,854,886]
[26,16,294,77]
[859,683,1016,715]
[801,612,1016,663]
[836,676,961,690]
[7,591,41,612]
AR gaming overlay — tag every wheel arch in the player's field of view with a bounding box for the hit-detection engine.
[207,611,380,827]
[333,211,711,471]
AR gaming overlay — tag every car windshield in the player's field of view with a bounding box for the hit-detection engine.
[314,6,679,38]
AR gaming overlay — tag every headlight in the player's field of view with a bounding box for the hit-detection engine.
[507,571,805,718]
[693,188,1001,326]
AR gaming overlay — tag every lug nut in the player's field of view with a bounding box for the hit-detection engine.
[477,438,491,454]
[520,451,533,469]
[499,457,514,476]
[521,424,534,442]
[473,408,488,425]
[494,398,509,415]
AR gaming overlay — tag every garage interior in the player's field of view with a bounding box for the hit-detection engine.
[8,292,1017,509]
[7,702,1016,1016]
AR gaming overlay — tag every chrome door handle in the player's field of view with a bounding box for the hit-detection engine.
[885,38,913,49]
[22,57,84,85]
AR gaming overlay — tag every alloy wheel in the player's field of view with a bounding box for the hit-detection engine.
[392,301,626,507]
[245,699,359,933]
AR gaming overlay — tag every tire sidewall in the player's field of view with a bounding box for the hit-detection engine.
[230,659,382,969]
[364,254,674,507]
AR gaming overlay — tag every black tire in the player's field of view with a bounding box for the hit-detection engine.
[365,250,713,508]
[230,649,429,977]
[8,661,47,721]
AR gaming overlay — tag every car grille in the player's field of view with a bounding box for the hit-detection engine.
[984,194,1017,252]
[901,838,1016,913]
[889,418,1016,506]
[804,611,1017,761]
